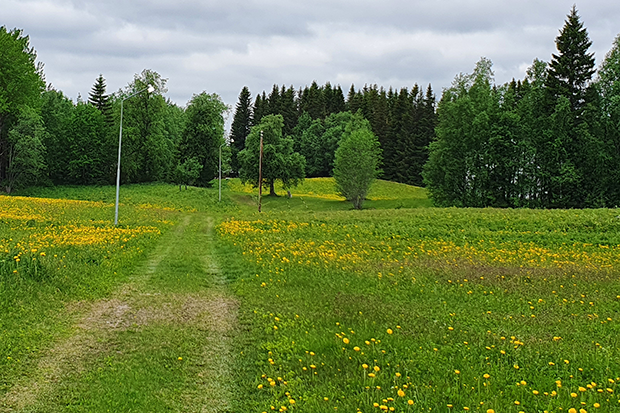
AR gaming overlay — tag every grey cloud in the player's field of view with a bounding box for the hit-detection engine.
[3,0,620,109]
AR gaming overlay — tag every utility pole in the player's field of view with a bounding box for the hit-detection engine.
[219,143,225,202]
[258,130,263,213]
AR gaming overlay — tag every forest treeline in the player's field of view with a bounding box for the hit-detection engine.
[230,81,436,186]
[3,6,620,208]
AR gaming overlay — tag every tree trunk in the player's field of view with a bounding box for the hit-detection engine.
[269,181,277,196]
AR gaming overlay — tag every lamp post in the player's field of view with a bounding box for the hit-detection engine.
[114,84,155,226]
[219,143,225,202]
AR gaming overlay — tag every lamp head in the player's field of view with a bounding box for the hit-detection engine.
[147,84,155,93]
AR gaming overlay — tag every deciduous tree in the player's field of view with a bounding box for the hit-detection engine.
[333,113,381,209]
[238,114,305,196]
[180,92,228,186]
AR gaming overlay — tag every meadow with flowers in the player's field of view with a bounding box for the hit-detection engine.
[217,181,620,413]
[3,179,620,413]
[0,190,176,399]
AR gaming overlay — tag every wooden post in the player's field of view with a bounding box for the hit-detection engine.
[258,130,263,213]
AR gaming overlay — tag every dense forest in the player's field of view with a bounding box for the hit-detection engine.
[2,6,620,208]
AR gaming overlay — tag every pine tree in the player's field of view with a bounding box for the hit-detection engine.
[230,86,253,175]
[88,74,112,122]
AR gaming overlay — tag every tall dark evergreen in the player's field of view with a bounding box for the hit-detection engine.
[279,85,298,137]
[545,6,596,116]
[346,85,363,113]
[88,74,112,122]
[543,6,597,207]
[253,92,268,126]
[230,86,253,175]
[299,81,325,119]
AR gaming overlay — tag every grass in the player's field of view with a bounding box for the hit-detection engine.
[218,206,620,412]
[227,177,432,211]
[4,179,620,412]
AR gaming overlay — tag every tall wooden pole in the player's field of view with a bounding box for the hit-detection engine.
[258,130,263,213]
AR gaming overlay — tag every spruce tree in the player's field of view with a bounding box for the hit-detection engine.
[88,74,112,122]
[253,92,268,126]
[545,6,595,116]
[543,6,596,207]
[279,85,298,137]
[230,86,253,175]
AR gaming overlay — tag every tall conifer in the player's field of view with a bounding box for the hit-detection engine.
[230,86,253,175]
[88,74,112,122]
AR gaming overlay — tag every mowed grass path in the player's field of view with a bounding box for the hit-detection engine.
[1,212,237,412]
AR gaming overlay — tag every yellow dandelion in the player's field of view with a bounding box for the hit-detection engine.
[387,328,393,334]
[397,389,405,397]
[408,400,414,405]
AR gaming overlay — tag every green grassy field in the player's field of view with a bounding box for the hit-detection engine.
[3,178,620,413]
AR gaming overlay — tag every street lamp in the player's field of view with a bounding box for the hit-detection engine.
[219,143,226,202]
[114,84,155,226]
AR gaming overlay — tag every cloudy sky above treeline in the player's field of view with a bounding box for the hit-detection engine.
[4,0,620,110]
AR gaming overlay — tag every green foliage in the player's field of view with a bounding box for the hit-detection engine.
[88,74,112,123]
[174,157,203,189]
[40,89,74,184]
[66,102,114,185]
[238,114,306,196]
[594,34,620,205]
[4,106,46,193]
[117,69,176,183]
[333,114,382,209]
[0,26,45,136]
[545,5,596,115]
[230,86,253,175]
[0,26,45,190]
[180,92,228,187]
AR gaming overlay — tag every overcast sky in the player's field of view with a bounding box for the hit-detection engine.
[4,0,620,115]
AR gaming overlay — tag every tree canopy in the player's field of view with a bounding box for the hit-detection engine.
[238,114,305,196]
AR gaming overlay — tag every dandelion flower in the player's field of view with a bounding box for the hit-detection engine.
[387,329,393,334]
[397,389,405,397]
